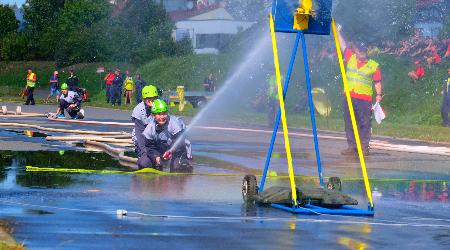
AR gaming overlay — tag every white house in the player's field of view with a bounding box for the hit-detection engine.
[169,4,255,54]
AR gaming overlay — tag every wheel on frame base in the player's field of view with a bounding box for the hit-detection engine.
[242,174,258,202]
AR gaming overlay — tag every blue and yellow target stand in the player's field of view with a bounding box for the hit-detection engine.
[250,0,374,216]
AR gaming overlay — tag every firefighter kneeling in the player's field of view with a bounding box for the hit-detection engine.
[137,99,193,172]
[49,83,85,119]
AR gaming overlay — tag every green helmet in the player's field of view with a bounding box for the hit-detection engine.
[151,99,168,114]
[60,83,68,90]
[142,85,158,99]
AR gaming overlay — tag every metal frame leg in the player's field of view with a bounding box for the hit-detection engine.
[300,32,324,186]
[260,33,301,192]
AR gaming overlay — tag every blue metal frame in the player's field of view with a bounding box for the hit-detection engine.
[259,29,375,216]
[259,33,301,192]
[300,32,324,186]
[260,31,324,190]
[271,203,375,216]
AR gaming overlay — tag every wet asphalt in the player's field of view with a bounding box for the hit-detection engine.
[1,101,450,249]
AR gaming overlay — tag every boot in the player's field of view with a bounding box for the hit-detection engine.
[341,147,356,156]
[362,146,370,156]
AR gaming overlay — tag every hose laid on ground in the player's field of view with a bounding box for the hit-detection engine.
[84,140,138,167]
[46,136,132,144]
[47,117,134,126]
[0,120,137,166]
[45,117,450,156]
[0,113,47,117]
[0,122,129,136]
[3,117,450,156]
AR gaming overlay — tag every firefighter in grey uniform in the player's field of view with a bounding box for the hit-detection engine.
[51,83,84,119]
[137,99,192,172]
[131,85,158,157]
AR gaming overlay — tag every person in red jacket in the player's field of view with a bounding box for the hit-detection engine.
[408,60,425,82]
[104,70,115,104]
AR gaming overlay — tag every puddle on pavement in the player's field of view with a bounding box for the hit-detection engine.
[0,150,129,189]
[3,129,48,138]
[0,150,448,203]
[197,147,314,160]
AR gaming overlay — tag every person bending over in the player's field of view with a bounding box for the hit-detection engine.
[50,83,85,119]
[131,85,158,157]
[138,99,192,172]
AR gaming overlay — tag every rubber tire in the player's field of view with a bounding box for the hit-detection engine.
[326,177,342,191]
[242,174,258,202]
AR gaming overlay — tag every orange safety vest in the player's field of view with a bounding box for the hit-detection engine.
[346,54,378,101]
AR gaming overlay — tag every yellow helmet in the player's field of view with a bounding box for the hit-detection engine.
[142,85,158,99]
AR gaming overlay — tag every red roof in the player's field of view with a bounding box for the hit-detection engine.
[168,3,221,22]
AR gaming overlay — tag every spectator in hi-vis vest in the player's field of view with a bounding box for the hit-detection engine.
[24,68,36,105]
[266,74,284,128]
[336,24,384,156]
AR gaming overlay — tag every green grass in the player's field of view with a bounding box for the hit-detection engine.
[137,54,231,91]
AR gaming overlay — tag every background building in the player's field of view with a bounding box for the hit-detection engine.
[169,1,255,54]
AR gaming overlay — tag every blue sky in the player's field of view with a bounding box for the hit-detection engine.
[0,0,26,6]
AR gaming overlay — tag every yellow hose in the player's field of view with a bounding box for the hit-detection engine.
[269,14,298,207]
[25,166,448,184]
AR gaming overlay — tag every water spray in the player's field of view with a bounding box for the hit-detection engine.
[168,34,272,154]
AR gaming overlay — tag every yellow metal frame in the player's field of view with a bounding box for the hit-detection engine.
[331,18,374,208]
[269,14,298,207]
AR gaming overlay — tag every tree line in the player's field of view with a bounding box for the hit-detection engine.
[0,0,192,67]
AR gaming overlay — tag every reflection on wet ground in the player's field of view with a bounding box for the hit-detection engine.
[1,149,450,248]
[2,129,48,138]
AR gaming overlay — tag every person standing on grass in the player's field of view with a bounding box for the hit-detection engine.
[203,72,216,92]
[111,69,123,106]
[104,70,115,104]
[67,69,79,92]
[46,71,60,103]
[24,68,36,105]
[135,73,147,104]
[124,70,134,105]
[266,74,284,128]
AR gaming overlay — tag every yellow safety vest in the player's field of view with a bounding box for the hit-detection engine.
[27,73,36,88]
[125,77,134,91]
[267,75,284,100]
[346,55,378,97]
